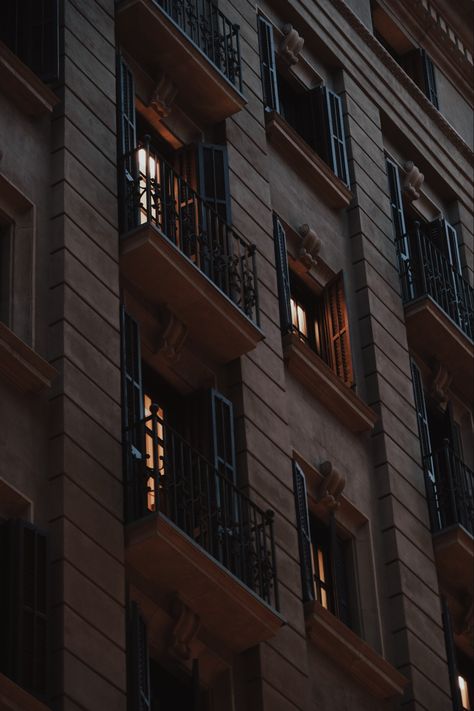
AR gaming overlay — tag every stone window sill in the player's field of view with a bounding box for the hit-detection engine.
[0,41,59,116]
[0,673,51,711]
[305,600,406,699]
[265,111,352,209]
[0,322,56,393]
[283,332,377,433]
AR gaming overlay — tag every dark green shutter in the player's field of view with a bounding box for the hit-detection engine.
[257,14,280,112]
[325,88,350,186]
[386,157,414,300]
[127,603,151,711]
[210,389,236,483]
[118,56,137,159]
[0,0,59,82]
[293,461,314,603]
[273,214,292,334]
[0,520,48,699]
[197,143,231,223]
[421,50,439,109]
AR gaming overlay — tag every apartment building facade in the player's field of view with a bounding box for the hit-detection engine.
[0,1,472,710]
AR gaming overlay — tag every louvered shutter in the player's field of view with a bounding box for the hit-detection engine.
[386,158,414,300]
[121,307,146,520]
[197,143,231,223]
[325,88,350,187]
[117,56,138,231]
[210,389,236,484]
[0,520,48,699]
[118,56,137,159]
[257,15,280,112]
[421,50,439,109]
[0,0,59,82]
[127,603,151,711]
[293,461,314,603]
[323,274,353,386]
[441,598,463,711]
[273,214,292,334]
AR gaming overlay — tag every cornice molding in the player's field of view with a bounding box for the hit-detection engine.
[331,0,474,164]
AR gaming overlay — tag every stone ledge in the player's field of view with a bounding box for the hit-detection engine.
[265,111,353,209]
[0,322,56,393]
[283,332,377,433]
[0,41,59,116]
[0,674,51,711]
[305,600,407,699]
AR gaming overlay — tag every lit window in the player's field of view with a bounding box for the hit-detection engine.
[291,296,308,340]
[459,675,471,711]
[143,394,165,512]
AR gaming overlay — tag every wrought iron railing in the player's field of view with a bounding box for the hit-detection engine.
[121,139,259,324]
[423,443,474,536]
[124,405,279,609]
[153,0,242,90]
[398,224,474,340]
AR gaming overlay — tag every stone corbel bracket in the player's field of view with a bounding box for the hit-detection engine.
[429,361,452,408]
[149,73,178,119]
[278,24,304,66]
[155,307,188,362]
[317,461,346,511]
[298,223,322,270]
[403,161,424,202]
[168,595,200,662]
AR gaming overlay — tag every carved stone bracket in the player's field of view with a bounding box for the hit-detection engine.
[278,24,304,66]
[403,161,424,202]
[429,361,452,407]
[168,596,200,661]
[317,461,346,511]
[155,307,188,362]
[298,224,322,270]
[149,73,178,119]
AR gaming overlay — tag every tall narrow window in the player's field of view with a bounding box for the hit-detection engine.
[421,50,439,109]
[324,88,350,187]
[211,389,236,484]
[127,602,151,711]
[257,14,280,112]
[197,143,231,222]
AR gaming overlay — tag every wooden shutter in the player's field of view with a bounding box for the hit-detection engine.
[323,274,353,386]
[197,143,231,223]
[210,389,236,483]
[0,0,59,82]
[127,603,151,711]
[325,88,350,186]
[0,520,48,699]
[273,214,292,334]
[293,461,314,603]
[421,50,439,109]
[257,14,280,112]
[441,598,463,711]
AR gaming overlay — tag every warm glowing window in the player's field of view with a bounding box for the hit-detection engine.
[460,675,471,710]
[138,148,161,226]
[290,296,308,340]
[143,393,165,512]
[310,538,329,609]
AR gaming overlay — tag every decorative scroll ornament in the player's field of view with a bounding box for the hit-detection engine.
[403,161,424,202]
[156,308,187,362]
[278,24,304,66]
[317,461,346,510]
[149,73,178,119]
[298,224,322,270]
[429,362,452,408]
[169,596,200,661]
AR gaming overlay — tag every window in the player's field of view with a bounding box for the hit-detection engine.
[0,519,48,700]
[442,599,474,711]
[273,217,354,386]
[293,461,355,629]
[257,16,350,186]
[0,0,59,82]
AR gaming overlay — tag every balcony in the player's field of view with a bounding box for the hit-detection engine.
[424,444,474,598]
[124,406,283,667]
[399,226,473,396]
[116,0,245,124]
[119,140,262,364]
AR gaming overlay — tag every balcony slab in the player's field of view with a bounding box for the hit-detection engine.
[116,0,245,126]
[432,524,474,599]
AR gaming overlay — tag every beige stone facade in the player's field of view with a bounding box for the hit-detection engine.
[0,1,472,710]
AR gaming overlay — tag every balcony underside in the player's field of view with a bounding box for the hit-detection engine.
[283,333,377,433]
[116,0,245,125]
[120,223,263,364]
[125,514,284,661]
[404,296,473,400]
[432,524,474,599]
